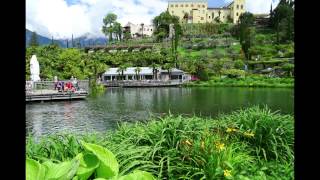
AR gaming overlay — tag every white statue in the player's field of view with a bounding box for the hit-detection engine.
[169,24,175,39]
[30,55,41,82]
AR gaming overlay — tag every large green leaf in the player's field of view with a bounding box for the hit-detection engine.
[117,170,155,180]
[75,153,100,180]
[82,142,119,178]
[43,158,80,180]
[26,158,46,180]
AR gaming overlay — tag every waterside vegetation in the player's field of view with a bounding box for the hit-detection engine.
[27,106,294,179]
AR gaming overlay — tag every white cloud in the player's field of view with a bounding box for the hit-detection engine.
[26,0,167,39]
[27,0,282,39]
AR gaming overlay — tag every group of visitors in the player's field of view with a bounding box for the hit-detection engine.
[54,76,79,92]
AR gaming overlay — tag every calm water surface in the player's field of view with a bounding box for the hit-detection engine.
[26,87,293,138]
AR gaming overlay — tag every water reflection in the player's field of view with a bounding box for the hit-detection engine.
[26,87,293,138]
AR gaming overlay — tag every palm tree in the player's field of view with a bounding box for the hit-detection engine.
[117,64,128,80]
[134,67,141,80]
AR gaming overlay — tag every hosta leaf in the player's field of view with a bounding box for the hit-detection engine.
[26,158,46,180]
[75,153,100,180]
[43,158,80,180]
[118,170,155,180]
[82,142,119,178]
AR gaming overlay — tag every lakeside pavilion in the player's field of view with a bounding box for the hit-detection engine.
[102,67,191,82]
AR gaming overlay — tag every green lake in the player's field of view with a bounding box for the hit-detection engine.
[26,87,293,138]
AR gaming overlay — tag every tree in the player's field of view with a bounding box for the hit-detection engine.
[238,12,255,60]
[135,67,141,80]
[269,0,294,43]
[152,11,181,42]
[29,32,39,47]
[102,13,117,43]
[113,22,123,41]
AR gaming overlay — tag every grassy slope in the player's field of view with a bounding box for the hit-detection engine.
[27,106,294,179]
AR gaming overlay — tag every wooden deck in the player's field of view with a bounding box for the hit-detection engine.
[102,80,186,87]
[26,80,89,102]
[26,90,88,102]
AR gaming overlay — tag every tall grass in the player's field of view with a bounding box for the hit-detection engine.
[26,106,294,179]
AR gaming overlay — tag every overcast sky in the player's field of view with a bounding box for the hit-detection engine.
[26,0,280,39]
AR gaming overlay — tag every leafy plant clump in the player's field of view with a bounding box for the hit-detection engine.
[26,142,155,180]
[27,106,294,179]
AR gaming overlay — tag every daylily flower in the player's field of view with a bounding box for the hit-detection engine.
[243,131,255,138]
[215,142,225,151]
[224,169,232,177]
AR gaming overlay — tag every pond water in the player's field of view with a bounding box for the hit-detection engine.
[26,87,293,138]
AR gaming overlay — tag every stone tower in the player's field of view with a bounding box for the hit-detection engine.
[231,0,246,24]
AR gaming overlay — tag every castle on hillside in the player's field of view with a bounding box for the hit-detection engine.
[168,0,246,24]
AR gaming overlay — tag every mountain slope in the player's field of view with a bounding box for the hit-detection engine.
[26,29,107,48]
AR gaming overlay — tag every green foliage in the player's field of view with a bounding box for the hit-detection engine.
[186,75,294,88]
[234,60,245,70]
[42,159,79,180]
[269,0,294,43]
[102,13,118,42]
[27,141,155,180]
[238,12,255,60]
[222,69,246,78]
[26,107,294,179]
[29,32,39,47]
[152,11,181,42]
[75,153,100,180]
[82,142,119,178]
[26,158,46,180]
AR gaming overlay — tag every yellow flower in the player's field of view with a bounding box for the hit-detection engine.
[224,169,232,177]
[215,142,225,151]
[226,128,237,133]
[201,141,205,150]
[185,140,192,146]
[243,131,255,138]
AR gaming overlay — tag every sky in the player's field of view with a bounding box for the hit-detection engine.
[26,0,280,39]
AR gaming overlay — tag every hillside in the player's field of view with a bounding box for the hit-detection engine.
[26,29,108,48]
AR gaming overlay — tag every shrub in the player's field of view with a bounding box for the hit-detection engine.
[234,60,245,69]
[222,69,246,78]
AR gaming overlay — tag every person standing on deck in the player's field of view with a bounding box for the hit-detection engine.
[54,76,58,90]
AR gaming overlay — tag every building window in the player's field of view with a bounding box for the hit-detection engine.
[172,11,174,14]
[191,4,193,7]
[236,12,239,16]
[198,5,200,8]
[241,5,243,9]
[175,4,178,7]
[171,5,173,8]
[209,16,210,18]
[201,17,204,20]
[186,4,188,7]
[181,4,183,7]
[223,16,225,18]
[202,5,205,8]
[237,5,239,9]
[151,29,152,31]
[212,12,214,18]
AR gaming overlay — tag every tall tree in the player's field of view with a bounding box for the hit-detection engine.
[102,13,117,43]
[113,22,123,41]
[238,12,255,60]
[269,0,294,43]
[29,32,39,47]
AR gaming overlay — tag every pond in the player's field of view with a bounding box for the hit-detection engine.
[26,87,293,138]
